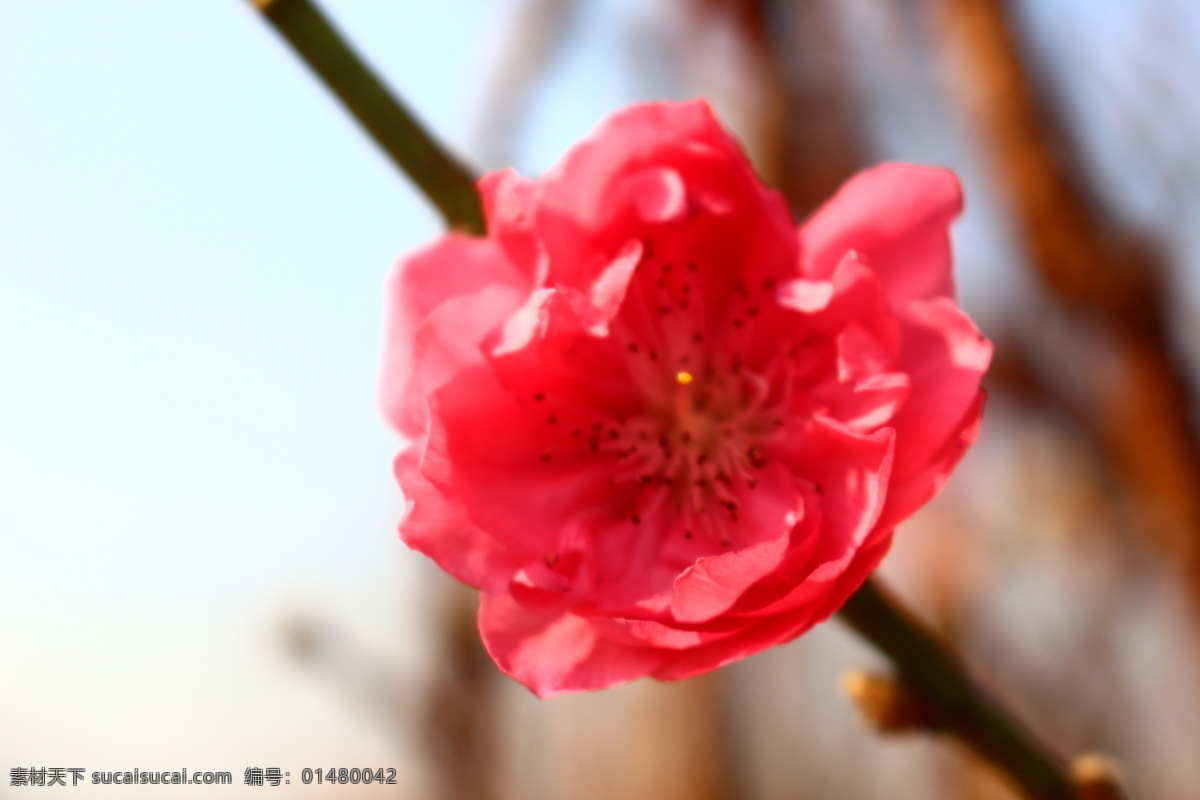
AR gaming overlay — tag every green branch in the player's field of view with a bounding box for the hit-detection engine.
[250,0,486,235]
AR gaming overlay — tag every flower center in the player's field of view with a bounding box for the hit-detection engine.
[531,247,808,547]
[597,364,777,545]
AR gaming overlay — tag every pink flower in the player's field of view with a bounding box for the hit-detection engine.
[380,100,991,698]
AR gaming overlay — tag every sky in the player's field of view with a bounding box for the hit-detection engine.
[0,1,530,794]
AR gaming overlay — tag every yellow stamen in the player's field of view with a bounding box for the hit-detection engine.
[676,370,695,386]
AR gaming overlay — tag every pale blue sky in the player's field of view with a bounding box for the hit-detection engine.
[1,0,512,789]
[0,0,665,791]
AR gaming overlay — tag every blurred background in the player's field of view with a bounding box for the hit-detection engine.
[3,0,1200,797]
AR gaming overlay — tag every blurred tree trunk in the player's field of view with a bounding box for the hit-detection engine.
[691,0,866,213]
[425,583,499,800]
[935,0,1200,604]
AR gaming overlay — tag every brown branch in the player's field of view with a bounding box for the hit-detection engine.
[763,0,868,216]
[936,0,1200,594]
[688,0,866,212]
[839,578,1126,800]
[423,583,498,800]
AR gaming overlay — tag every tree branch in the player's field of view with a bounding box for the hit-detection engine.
[838,577,1084,800]
[250,0,486,234]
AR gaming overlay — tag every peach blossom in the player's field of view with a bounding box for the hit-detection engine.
[381,100,991,698]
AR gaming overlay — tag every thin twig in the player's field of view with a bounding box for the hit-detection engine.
[249,0,486,234]
[838,577,1080,800]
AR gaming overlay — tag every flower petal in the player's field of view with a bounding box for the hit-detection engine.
[534,100,798,308]
[394,448,523,593]
[478,168,547,283]
[540,100,753,235]
[649,531,895,682]
[667,462,802,623]
[798,164,962,309]
[559,239,643,336]
[878,297,991,528]
[880,389,986,532]
[423,364,611,562]
[380,235,530,437]
[622,166,689,223]
[479,593,666,699]
[717,419,894,620]
[670,534,792,624]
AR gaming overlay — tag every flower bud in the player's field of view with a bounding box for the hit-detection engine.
[842,669,940,733]
[1071,754,1128,800]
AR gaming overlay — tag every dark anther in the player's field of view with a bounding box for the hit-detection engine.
[747,446,766,468]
